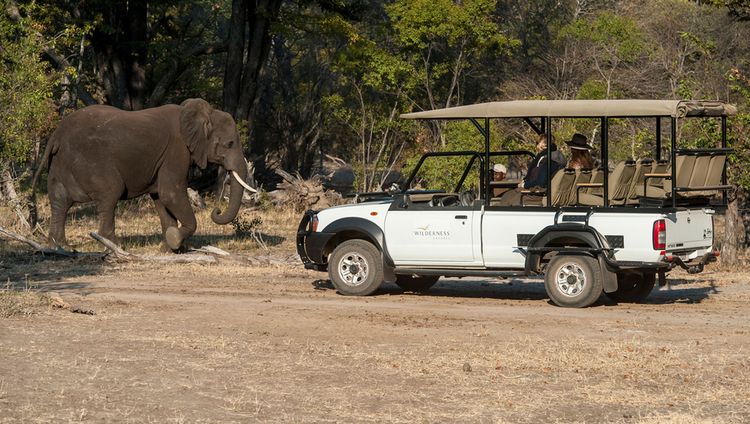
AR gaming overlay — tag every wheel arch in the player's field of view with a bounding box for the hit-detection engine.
[321,218,396,282]
[525,224,618,293]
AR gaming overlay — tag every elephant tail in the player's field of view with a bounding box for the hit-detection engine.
[29,136,56,227]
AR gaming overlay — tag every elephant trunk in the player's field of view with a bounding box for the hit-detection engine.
[211,166,246,225]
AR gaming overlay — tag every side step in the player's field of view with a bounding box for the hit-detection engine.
[394,268,532,278]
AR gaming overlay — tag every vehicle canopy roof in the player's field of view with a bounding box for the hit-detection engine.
[400,99,737,120]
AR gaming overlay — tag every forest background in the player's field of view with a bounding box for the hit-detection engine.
[2,0,750,261]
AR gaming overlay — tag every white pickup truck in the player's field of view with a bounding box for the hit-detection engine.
[297,100,729,307]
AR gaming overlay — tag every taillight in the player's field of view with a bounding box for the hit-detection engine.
[311,215,319,232]
[653,219,666,250]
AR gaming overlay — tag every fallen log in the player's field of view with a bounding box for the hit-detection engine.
[0,226,81,257]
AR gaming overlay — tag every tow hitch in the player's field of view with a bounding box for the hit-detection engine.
[665,250,720,274]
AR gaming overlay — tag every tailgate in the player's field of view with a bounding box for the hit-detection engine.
[665,209,713,252]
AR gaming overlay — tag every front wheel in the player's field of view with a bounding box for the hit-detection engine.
[544,255,603,308]
[395,275,439,292]
[606,272,655,303]
[328,239,384,296]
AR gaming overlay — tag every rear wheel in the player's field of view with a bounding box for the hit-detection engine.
[328,239,384,296]
[395,275,439,292]
[606,272,655,303]
[544,255,603,308]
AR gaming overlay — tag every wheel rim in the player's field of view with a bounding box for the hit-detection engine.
[337,252,369,287]
[555,262,587,297]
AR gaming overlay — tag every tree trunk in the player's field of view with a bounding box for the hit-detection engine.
[0,161,31,231]
[222,0,282,123]
[722,187,746,266]
[91,0,148,110]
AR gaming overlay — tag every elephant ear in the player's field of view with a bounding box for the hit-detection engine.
[180,98,213,169]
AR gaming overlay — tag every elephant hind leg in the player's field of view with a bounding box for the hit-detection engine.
[92,185,125,244]
[48,192,73,248]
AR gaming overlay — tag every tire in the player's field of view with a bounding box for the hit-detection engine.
[395,275,439,292]
[606,272,655,303]
[328,239,384,296]
[544,254,603,308]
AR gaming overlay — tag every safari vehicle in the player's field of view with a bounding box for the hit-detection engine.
[297,100,734,308]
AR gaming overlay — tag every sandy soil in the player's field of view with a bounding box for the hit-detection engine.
[1,252,749,423]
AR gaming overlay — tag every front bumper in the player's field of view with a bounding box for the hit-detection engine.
[296,211,333,271]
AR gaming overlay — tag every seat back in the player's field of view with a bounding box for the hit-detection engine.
[688,154,710,187]
[706,154,727,186]
[608,160,636,204]
[648,160,669,187]
[567,168,592,205]
[626,158,654,203]
[586,168,604,195]
[688,153,727,197]
[670,154,696,189]
[549,168,577,206]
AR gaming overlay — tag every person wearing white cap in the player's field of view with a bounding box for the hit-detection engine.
[492,163,508,197]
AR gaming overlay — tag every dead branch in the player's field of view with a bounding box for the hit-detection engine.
[190,245,231,256]
[270,168,343,211]
[0,226,78,257]
[88,232,134,259]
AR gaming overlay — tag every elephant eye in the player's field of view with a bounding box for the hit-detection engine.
[227,140,234,148]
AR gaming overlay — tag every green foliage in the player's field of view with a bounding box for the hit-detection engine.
[386,0,516,109]
[403,121,485,192]
[0,9,57,164]
[561,12,646,62]
[576,79,609,100]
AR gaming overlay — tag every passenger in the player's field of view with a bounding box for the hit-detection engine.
[492,163,508,197]
[565,133,595,169]
[521,133,566,189]
[494,134,566,206]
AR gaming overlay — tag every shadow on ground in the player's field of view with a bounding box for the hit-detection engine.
[312,276,719,305]
[0,251,102,295]
[119,232,285,251]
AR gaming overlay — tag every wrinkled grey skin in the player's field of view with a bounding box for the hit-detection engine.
[34,99,247,250]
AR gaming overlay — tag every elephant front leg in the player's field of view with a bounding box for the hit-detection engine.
[159,191,197,251]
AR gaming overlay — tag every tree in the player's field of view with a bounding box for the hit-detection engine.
[222,0,283,124]
[387,0,515,145]
[0,5,58,229]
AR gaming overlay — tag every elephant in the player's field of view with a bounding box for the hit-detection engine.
[32,98,253,250]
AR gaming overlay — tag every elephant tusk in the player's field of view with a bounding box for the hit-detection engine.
[231,170,257,193]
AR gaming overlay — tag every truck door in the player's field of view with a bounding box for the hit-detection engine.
[384,195,482,266]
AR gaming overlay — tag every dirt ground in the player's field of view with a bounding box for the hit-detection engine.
[1,205,750,423]
[1,254,748,423]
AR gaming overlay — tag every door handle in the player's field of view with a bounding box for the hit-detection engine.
[455,215,468,220]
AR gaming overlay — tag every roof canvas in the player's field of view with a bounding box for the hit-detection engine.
[400,100,737,120]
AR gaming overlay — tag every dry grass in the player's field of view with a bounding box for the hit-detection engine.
[0,287,51,318]
[2,196,304,255]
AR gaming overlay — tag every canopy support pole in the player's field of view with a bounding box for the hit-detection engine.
[546,124,552,206]
[656,118,662,161]
[484,118,491,206]
[470,118,487,138]
[671,117,677,208]
[602,118,609,207]
[524,118,543,135]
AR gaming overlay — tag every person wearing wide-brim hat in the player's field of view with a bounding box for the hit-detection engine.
[565,133,595,169]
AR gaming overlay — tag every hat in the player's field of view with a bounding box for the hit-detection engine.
[565,133,593,150]
[493,164,507,173]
